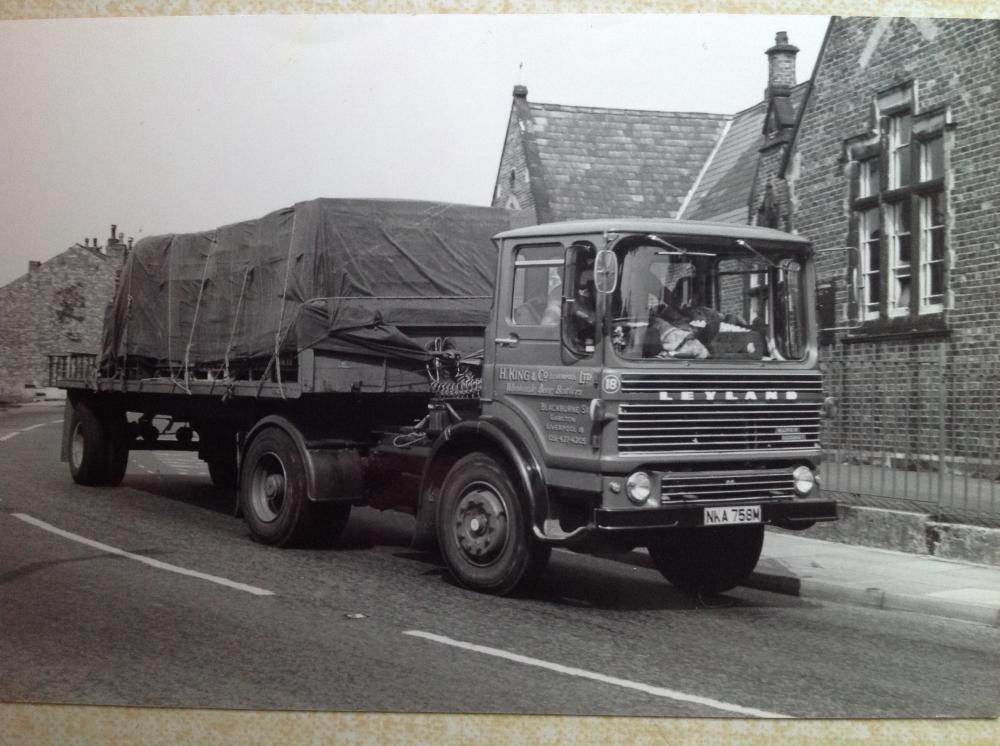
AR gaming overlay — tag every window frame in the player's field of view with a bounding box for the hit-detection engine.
[509,244,564,328]
[887,112,912,190]
[846,90,949,324]
[887,199,913,317]
[918,192,946,312]
[858,206,882,321]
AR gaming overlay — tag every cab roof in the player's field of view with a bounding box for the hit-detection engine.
[494,218,811,248]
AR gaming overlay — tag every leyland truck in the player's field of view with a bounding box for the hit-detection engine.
[56,198,836,596]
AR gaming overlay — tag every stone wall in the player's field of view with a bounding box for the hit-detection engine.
[0,245,123,400]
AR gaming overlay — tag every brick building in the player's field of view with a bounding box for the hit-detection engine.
[0,227,127,401]
[492,18,999,515]
[768,18,1000,493]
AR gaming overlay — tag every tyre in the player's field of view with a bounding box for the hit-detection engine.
[104,421,130,487]
[647,524,764,596]
[68,400,128,486]
[437,453,550,595]
[239,426,349,547]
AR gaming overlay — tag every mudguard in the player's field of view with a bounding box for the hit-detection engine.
[243,415,362,503]
[413,416,549,548]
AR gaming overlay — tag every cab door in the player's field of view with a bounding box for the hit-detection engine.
[494,242,565,369]
[489,241,601,459]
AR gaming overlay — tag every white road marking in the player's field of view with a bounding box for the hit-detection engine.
[12,513,274,597]
[404,630,789,719]
[0,419,63,442]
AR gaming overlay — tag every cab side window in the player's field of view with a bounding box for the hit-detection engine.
[511,245,564,326]
[563,243,597,355]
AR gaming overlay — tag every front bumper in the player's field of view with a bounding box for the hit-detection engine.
[594,498,837,531]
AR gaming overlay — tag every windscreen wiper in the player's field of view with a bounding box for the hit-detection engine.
[646,234,716,257]
[734,239,779,268]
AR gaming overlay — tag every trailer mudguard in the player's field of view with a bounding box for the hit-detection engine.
[243,415,363,503]
[412,416,549,548]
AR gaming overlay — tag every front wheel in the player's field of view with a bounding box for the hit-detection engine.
[647,524,764,596]
[239,427,349,547]
[437,453,550,595]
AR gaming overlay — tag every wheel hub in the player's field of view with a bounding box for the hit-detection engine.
[454,486,508,566]
[250,452,287,523]
[263,474,284,499]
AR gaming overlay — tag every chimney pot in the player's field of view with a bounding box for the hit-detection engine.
[111,224,117,240]
[766,31,799,95]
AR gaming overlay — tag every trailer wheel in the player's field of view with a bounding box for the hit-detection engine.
[437,453,550,595]
[104,421,130,487]
[68,401,128,486]
[647,524,764,596]
[240,427,348,547]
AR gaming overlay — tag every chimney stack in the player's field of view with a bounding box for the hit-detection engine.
[766,31,799,96]
[28,260,41,272]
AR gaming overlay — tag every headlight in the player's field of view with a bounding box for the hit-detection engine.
[626,471,652,504]
[792,466,816,496]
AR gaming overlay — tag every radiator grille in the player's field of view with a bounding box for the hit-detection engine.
[658,469,797,504]
[620,372,823,394]
[617,372,821,454]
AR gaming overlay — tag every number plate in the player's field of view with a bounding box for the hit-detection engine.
[703,505,762,526]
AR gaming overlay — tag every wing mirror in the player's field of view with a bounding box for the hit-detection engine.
[594,249,617,294]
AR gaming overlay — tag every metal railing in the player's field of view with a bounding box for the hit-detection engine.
[47,353,97,386]
[820,341,1000,527]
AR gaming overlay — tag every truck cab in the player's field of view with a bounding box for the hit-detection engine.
[430,219,835,594]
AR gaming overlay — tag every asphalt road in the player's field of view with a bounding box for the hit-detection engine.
[1,402,998,718]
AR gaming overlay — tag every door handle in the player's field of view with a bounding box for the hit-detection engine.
[495,335,520,347]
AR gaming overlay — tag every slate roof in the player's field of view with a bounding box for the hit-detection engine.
[523,102,730,222]
[681,82,809,223]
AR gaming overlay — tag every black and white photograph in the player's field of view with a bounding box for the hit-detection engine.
[0,8,998,743]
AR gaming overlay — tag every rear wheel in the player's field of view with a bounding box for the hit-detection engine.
[68,400,129,486]
[647,524,764,596]
[437,453,550,595]
[239,427,349,547]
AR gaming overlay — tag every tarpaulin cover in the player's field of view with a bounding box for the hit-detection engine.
[101,199,523,372]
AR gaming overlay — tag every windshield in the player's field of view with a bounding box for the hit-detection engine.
[610,240,807,362]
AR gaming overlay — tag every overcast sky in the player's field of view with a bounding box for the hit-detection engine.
[0,14,829,287]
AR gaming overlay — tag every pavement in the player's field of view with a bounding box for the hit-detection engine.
[628,529,1000,627]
